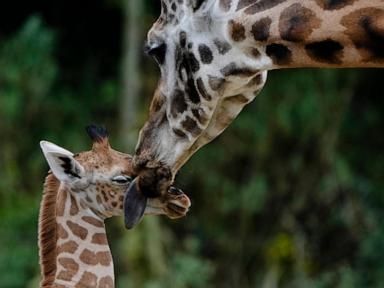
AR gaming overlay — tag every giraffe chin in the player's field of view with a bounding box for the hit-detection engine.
[123,178,147,229]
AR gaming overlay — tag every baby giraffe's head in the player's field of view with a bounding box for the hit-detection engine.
[40,125,191,229]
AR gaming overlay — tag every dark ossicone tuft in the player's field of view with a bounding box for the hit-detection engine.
[85,124,109,143]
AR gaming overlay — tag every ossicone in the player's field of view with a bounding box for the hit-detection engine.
[85,124,110,150]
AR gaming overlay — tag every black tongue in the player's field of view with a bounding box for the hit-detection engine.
[124,178,147,229]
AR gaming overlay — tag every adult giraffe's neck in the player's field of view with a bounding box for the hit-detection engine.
[38,174,114,288]
[228,0,384,69]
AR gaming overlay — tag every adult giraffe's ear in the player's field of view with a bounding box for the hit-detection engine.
[40,141,85,182]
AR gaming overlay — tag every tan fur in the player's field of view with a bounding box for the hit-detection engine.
[38,173,60,287]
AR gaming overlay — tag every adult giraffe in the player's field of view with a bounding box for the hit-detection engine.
[129,0,384,198]
[38,125,190,287]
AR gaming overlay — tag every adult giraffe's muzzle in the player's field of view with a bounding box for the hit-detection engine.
[123,174,191,229]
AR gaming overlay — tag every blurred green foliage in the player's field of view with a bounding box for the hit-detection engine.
[0,2,384,288]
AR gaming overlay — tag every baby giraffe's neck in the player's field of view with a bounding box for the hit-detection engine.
[39,174,114,288]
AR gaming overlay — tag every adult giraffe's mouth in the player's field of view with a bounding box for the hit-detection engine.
[123,176,191,229]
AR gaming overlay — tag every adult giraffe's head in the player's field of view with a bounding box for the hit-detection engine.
[133,0,267,196]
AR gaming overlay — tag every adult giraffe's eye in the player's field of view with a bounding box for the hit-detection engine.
[112,175,132,185]
[145,43,167,65]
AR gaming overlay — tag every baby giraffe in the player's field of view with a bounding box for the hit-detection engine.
[38,125,191,288]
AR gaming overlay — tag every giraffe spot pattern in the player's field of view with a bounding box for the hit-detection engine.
[56,190,67,217]
[187,52,200,73]
[181,116,202,137]
[180,31,187,48]
[198,44,214,64]
[101,190,108,202]
[97,251,112,266]
[220,62,259,77]
[75,271,97,288]
[266,43,293,65]
[79,249,112,266]
[244,0,286,15]
[192,108,209,125]
[279,4,321,42]
[99,276,114,288]
[69,194,79,216]
[171,89,188,117]
[196,77,212,101]
[305,39,344,64]
[57,257,79,281]
[208,76,225,91]
[228,20,246,42]
[57,223,69,239]
[315,0,357,10]
[57,240,79,254]
[213,39,232,55]
[341,8,384,61]
[251,17,272,41]
[67,221,88,240]
[173,128,187,138]
[186,78,201,103]
[249,48,261,58]
[247,74,263,88]
[57,270,75,282]
[92,233,108,245]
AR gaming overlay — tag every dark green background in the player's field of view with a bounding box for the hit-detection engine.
[0,1,383,287]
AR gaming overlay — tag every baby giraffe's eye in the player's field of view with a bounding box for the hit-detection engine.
[112,175,132,185]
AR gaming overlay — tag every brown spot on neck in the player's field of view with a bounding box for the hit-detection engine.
[57,223,69,239]
[99,276,114,287]
[80,249,112,266]
[76,271,98,288]
[82,216,104,228]
[341,8,384,62]
[57,241,79,254]
[57,257,79,282]
[279,4,321,43]
[228,20,246,42]
[67,221,88,240]
[251,18,272,41]
[69,194,79,216]
[315,0,357,10]
[92,233,108,245]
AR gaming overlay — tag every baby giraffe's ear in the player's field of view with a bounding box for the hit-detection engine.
[40,141,85,182]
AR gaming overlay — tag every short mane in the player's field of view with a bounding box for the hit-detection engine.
[38,172,60,287]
